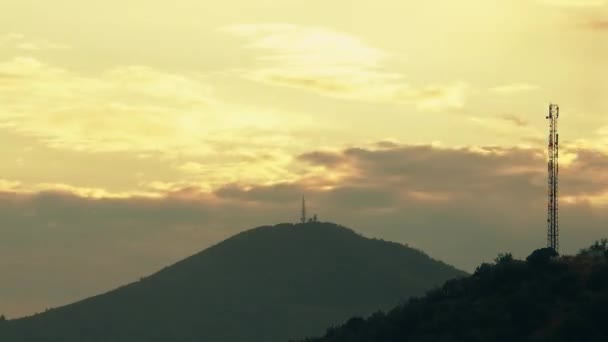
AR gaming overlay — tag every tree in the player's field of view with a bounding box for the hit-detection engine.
[0,314,6,322]
[578,238,608,257]
[474,262,493,276]
[526,247,558,265]
[494,253,514,265]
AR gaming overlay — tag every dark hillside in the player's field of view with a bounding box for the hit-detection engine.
[0,222,465,342]
[301,243,608,342]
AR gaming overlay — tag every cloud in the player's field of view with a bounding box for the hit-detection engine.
[222,24,389,71]
[500,114,530,127]
[5,142,608,318]
[297,150,345,168]
[587,20,608,30]
[0,33,24,46]
[490,83,540,94]
[0,179,158,199]
[222,23,396,95]
[0,57,295,155]
[0,33,68,51]
[539,0,606,7]
[296,145,547,198]
[0,57,318,188]
[222,23,467,110]
[467,115,539,141]
[400,83,469,111]
[0,57,213,154]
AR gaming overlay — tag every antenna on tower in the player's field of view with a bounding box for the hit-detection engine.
[546,104,559,252]
[300,195,307,224]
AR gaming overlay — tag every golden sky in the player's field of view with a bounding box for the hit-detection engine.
[0,0,607,318]
[0,0,606,196]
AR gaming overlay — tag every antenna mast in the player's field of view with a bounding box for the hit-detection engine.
[301,196,307,224]
[546,104,559,252]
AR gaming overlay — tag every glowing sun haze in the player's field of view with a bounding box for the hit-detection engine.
[0,0,607,318]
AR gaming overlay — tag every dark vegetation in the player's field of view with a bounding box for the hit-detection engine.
[300,241,608,342]
[0,222,465,342]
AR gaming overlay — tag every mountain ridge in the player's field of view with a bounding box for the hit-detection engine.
[0,221,466,342]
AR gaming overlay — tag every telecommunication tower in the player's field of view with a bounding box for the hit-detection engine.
[546,104,559,252]
[301,196,307,224]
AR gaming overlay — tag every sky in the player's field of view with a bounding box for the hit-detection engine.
[1,0,607,318]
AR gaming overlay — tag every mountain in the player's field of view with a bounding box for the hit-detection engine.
[300,243,608,342]
[0,222,465,342]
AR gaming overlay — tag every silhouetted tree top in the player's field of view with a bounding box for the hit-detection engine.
[526,247,559,264]
[494,252,514,265]
[579,238,608,258]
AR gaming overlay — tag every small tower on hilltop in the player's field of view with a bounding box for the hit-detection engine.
[300,196,307,224]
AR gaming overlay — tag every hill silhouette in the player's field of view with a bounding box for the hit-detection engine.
[300,242,608,342]
[0,222,465,342]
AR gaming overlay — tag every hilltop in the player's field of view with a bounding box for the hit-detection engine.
[300,243,608,342]
[0,222,465,342]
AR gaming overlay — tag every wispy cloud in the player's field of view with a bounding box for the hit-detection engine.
[587,20,608,30]
[0,57,299,154]
[467,115,539,142]
[222,23,467,110]
[221,24,397,94]
[489,83,540,94]
[539,0,606,7]
[500,114,530,127]
[0,33,24,46]
[222,23,389,73]
[0,177,167,199]
[0,33,69,51]
[0,57,319,188]
[0,57,215,154]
